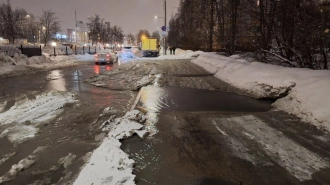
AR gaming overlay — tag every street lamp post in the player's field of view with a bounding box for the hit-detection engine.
[155,0,167,55]
[51,42,57,56]
[164,0,166,55]
[155,15,166,56]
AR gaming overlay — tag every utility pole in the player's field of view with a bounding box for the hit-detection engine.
[75,10,77,42]
[164,0,167,55]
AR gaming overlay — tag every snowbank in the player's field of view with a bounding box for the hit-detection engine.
[136,49,197,61]
[73,110,148,185]
[0,53,94,78]
[192,52,330,131]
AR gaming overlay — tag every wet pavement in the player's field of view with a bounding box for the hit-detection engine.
[0,63,136,184]
[2,59,330,185]
[118,60,330,185]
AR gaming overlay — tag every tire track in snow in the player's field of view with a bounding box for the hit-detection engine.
[213,115,329,181]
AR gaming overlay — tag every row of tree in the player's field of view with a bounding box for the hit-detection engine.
[0,0,160,48]
[168,0,330,69]
[87,15,161,46]
[0,0,60,46]
[87,15,125,46]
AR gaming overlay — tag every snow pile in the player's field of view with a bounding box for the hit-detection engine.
[73,110,148,185]
[0,53,94,77]
[145,49,197,60]
[0,92,77,144]
[0,53,16,65]
[192,52,330,131]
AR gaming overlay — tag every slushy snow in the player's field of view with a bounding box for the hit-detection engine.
[0,91,77,144]
[73,110,148,185]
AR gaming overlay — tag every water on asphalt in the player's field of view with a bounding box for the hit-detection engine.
[136,86,273,113]
[0,63,136,184]
[122,84,275,185]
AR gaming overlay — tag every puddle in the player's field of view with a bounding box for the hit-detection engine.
[124,86,275,185]
[137,86,274,113]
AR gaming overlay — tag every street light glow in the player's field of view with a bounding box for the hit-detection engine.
[155,15,164,20]
[51,42,57,46]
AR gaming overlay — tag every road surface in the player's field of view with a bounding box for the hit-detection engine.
[1,58,330,185]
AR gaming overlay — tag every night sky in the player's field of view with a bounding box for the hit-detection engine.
[9,0,180,35]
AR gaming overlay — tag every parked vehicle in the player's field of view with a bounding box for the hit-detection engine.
[141,38,159,57]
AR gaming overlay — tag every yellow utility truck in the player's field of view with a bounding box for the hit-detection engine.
[141,38,159,57]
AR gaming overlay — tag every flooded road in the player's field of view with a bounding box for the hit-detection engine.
[114,60,330,185]
[2,58,330,185]
[0,63,136,184]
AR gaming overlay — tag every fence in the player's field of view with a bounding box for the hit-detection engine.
[44,45,101,56]
[0,44,103,58]
[0,45,42,57]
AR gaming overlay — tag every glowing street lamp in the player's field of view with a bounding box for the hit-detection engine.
[155,15,164,20]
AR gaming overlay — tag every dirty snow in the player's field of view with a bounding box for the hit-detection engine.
[73,110,148,185]
[0,152,16,166]
[213,115,329,181]
[191,52,330,132]
[0,52,94,77]
[0,146,46,184]
[0,91,77,144]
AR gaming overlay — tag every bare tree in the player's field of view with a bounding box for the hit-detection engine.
[0,0,27,44]
[151,31,160,40]
[136,29,151,44]
[87,15,102,45]
[39,10,60,46]
[127,33,136,45]
[110,25,124,45]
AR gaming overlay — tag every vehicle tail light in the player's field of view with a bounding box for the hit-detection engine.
[106,54,110,57]
[94,54,98,57]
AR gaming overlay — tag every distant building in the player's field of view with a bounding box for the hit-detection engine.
[76,21,89,43]
[67,29,75,42]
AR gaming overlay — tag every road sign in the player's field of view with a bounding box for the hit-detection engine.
[161,31,168,37]
[161,26,166,31]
